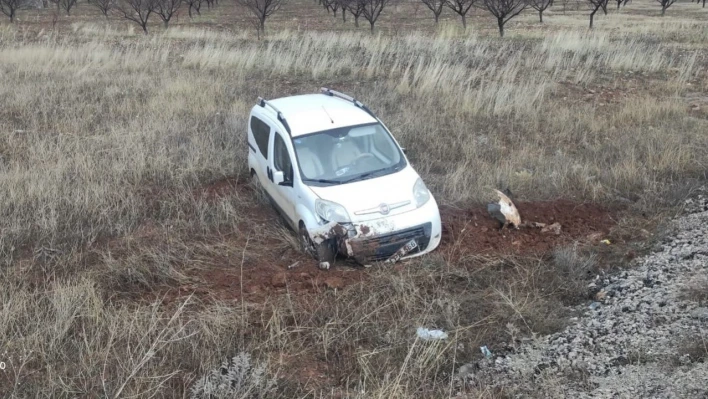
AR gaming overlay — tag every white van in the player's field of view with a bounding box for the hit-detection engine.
[247,88,442,269]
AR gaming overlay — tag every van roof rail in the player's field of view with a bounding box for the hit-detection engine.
[257,97,291,135]
[320,87,376,118]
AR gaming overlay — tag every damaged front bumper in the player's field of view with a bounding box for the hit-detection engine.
[307,196,442,266]
[309,219,439,265]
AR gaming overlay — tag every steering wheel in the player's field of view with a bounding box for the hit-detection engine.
[351,153,376,166]
[334,153,376,177]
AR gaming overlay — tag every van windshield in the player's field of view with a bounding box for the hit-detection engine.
[293,122,406,186]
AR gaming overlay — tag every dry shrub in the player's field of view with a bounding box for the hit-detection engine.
[0,275,258,397]
[551,244,598,304]
[100,242,191,293]
[677,335,708,364]
[681,275,708,305]
[190,353,276,399]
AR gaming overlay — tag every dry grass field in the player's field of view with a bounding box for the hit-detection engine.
[1,0,707,397]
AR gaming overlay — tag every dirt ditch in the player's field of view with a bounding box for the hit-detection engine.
[108,177,620,305]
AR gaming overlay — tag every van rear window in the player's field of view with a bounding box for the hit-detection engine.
[250,116,270,159]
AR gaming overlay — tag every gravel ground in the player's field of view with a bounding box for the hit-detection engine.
[460,189,708,398]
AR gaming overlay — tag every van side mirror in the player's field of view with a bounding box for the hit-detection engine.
[401,147,407,155]
[274,170,292,187]
[273,170,285,185]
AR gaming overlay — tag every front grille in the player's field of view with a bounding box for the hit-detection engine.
[351,223,432,262]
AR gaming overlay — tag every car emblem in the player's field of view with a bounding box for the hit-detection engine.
[379,203,390,215]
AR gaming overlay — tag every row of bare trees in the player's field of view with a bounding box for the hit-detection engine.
[0,0,181,27]
[320,0,573,36]
[104,0,220,30]
[315,0,695,37]
[318,0,392,32]
[89,0,184,32]
[2,0,705,34]
[415,0,694,34]
[0,0,276,35]
[50,0,79,15]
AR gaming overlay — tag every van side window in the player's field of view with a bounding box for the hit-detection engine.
[274,133,293,182]
[250,116,270,159]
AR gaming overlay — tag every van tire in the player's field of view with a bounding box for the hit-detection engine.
[299,222,335,269]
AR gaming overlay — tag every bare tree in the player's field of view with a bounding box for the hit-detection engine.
[236,0,286,37]
[359,0,392,33]
[117,0,155,34]
[480,0,527,37]
[345,0,365,26]
[444,0,476,29]
[529,0,551,22]
[49,0,78,15]
[656,0,675,15]
[323,0,341,17]
[183,0,203,17]
[586,0,607,28]
[154,0,180,27]
[0,0,27,22]
[336,0,348,21]
[87,0,115,17]
[420,0,444,23]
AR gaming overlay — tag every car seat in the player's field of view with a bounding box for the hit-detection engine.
[331,139,361,171]
[297,146,324,178]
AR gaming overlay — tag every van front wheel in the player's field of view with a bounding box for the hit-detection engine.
[299,222,335,270]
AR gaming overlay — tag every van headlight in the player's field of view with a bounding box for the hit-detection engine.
[413,178,431,208]
[315,199,351,223]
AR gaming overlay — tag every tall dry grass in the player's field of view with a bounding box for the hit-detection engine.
[1,7,707,397]
[1,24,705,260]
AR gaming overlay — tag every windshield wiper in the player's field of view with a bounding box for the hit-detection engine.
[341,171,380,184]
[342,164,403,184]
[302,178,342,185]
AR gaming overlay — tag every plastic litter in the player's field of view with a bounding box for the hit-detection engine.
[589,301,601,310]
[601,239,611,245]
[480,345,493,358]
[416,327,448,341]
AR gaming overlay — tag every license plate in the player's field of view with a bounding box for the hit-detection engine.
[385,239,417,264]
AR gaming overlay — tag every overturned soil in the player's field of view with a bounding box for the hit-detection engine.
[440,200,616,262]
[109,177,619,305]
[189,178,366,303]
[440,200,618,260]
[187,253,364,303]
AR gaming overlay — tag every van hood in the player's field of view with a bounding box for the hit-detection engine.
[307,167,421,222]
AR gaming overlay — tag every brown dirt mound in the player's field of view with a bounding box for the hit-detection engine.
[440,200,617,260]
